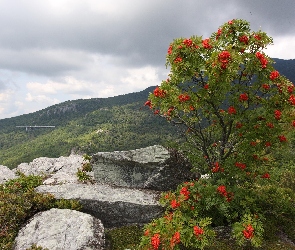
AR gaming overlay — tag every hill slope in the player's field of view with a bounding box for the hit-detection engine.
[0,87,180,168]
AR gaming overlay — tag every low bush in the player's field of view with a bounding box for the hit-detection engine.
[105,225,143,250]
[76,154,94,183]
[25,244,49,250]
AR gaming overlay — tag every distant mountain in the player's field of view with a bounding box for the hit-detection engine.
[0,58,294,168]
[273,58,295,83]
[0,86,156,133]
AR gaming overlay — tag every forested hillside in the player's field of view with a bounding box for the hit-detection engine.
[0,87,180,168]
[273,58,295,82]
[0,59,294,169]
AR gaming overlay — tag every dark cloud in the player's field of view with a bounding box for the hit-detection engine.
[0,0,294,75]
[0,48,93,76]
[0,0,294,119]
[236,0,295,35]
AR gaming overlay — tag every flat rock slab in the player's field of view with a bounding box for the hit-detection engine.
[35,183,163,228]
[13,208,105,250]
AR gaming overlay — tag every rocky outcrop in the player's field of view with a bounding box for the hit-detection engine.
[45,103,78,116]
[8,149,164,228]
[0,165,17,184]
[0,145,193,249]
[13,208,104,250]
[14,155,86,185]
[91,145,193,191]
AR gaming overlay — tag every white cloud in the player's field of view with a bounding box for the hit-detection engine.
[265,35,295,59]
[0,89,20,118]
[0,91,12,102]
[121,66,161,92]
[25,92,60,104]
[27,77,96,95]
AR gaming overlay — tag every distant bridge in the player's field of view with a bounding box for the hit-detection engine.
[16,126,56,131]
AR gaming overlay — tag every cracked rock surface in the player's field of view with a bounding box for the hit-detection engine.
[91,145,193,190]
[13,208,105,250]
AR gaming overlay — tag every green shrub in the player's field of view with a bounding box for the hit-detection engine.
[279,168,295,192]
[82,162,92,172]
[25,244,49,250]
[105,225,143,250]
[255,185,295,242]
[76,168,92,183]
[76,154,93,183]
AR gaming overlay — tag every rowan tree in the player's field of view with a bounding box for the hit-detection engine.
[140,19,295,249]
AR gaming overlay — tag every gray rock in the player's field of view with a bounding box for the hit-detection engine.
[91,145,193,191]
[13,208,104,250]
[13,154,93,185]
[35,183,163,228]
[0,165,17,184]
[10,151,164,228]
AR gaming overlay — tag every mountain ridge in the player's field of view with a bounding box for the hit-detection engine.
[0,86,180,168]
[0,86,156,131]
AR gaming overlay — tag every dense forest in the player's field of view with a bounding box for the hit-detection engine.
[0,58,294,169]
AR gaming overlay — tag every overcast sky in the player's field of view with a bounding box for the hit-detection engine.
[0,0,294,119]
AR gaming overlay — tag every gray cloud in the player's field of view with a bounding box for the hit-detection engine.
[0,0,294,118]
[0,79,7,90]
[236,0,295,34]
[0,48,93,76]
[0,0,294,72]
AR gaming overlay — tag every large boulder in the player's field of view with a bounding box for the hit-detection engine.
[0,165,17,184]
[13,208,104,250]
[91,145,193,191]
